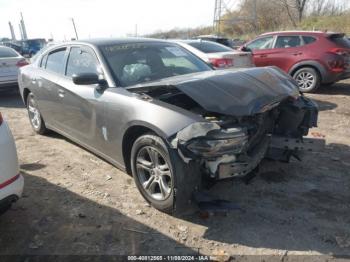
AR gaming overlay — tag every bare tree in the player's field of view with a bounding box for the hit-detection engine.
[295,0,309,21]
[274,0,309,24]
[308,0,348,16]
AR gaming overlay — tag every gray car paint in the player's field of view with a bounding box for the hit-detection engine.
[18,40,206,171]
[127,66,300,116]
[18,39,305,173]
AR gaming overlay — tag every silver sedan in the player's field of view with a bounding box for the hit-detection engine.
[0,46,28,91]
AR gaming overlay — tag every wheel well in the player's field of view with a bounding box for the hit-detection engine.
[290,65,322,81]
[23,88,31,106]
[122,126,155,175]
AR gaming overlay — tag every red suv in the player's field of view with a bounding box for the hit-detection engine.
[242,31,350,92]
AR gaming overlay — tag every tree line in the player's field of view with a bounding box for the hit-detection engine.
[148,0,350,39]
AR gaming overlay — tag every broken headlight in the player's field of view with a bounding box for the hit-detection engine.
[186,128,248,158]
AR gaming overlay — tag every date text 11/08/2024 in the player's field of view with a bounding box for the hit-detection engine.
[127,255,210,261]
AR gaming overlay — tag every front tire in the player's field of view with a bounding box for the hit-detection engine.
[131,134,176,213]
[27,92,48,135]
[293,67,320,93]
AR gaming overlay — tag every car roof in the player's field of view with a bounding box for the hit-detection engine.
[62,37,169,47]
[197,35,228,39]
[0,45,15,50]
[172,39,216,44]
[260,30,341,37]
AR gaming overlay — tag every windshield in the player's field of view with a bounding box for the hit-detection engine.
[187,41,232,53]
[329,36,350,48]
[100,42,212,87]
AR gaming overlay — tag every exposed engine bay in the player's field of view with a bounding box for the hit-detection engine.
[127,67,320,180]
[165,91,318,180]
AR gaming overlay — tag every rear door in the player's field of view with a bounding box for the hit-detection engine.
[34,47,68,128]
[246,35,276,67]
[55,45,106,150]
[268,35,304,72]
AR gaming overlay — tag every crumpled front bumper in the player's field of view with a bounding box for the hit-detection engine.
[172,95,320,180]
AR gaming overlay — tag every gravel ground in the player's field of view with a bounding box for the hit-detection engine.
[0,81,349,259]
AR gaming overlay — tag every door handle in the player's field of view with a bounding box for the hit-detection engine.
[260,54,267,58]
[58,89,65,98]
[293,52,303,56]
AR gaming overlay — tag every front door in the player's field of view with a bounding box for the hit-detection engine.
[55,46,106,151]
[246,35,276,67]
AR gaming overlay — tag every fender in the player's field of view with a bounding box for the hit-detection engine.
[288,60,327,81]
[122,120,170,142]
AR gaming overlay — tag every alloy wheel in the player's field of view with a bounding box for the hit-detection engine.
[136,146,173,201]
[295,71,315,91]
[28,95,41,130]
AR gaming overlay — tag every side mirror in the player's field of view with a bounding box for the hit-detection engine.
[240,46,252,52]
[72,73,99,85]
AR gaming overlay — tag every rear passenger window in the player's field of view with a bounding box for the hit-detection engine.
[0,47,19,58]
[66,47,98,77]
[46,49,66,74]
[275,36,301,48]
[303,36,317,45]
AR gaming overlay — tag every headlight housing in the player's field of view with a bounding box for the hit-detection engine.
[185,127,248,158]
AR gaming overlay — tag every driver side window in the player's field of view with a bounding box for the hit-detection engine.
[65,47,99,77]
[247,36,274,50]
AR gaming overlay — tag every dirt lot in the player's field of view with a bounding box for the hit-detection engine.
[0,81,350,259]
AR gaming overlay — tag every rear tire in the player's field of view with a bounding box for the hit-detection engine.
[26,92,48,135]
[293,67,320,93]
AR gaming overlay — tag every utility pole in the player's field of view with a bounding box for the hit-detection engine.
[213,0,258,35]
[71,18,79,40]
[213,0,223,35]
[8,22,16,40]
[19,23,23,40]
[20,12,28,40]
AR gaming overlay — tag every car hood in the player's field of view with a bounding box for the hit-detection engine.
[126,66,300,116]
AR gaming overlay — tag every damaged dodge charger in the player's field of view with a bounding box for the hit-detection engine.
[18,38,318,213]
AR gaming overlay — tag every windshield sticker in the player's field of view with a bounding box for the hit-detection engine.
[165,47,187,57]
[104,44,146,52]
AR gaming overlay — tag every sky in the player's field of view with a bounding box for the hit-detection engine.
[0,0,217,40]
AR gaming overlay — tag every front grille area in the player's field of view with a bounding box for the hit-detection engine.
[245,112,275,154]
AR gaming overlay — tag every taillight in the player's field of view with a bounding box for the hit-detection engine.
[209,58,234,68]
[16,59,29,67]
[0,112,3,126]
[327,48,349,72]
[329,48,349,56]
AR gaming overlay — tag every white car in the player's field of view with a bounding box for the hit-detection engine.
[174,40,254,69]
[0,112,23,214]
[0,46,28,92]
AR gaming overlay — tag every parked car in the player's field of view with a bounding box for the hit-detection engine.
[18,38,318,214]
[1,42,22,53]
[0,46,28,92]
[173,40,254,69]
[241,31,350,92]
[0,112,23,214]
[196,35,232,47]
